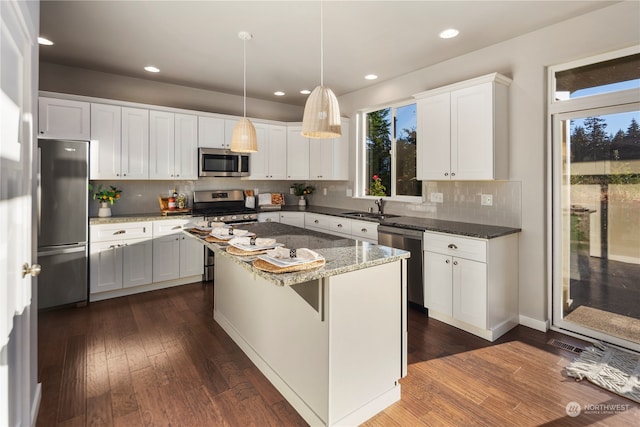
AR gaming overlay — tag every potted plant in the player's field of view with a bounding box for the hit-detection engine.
[292,183,315,207]
[92,184,122,217]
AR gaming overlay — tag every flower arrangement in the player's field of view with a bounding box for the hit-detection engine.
[292,183,315,197]
[369,174,386,196]
[92,184,122,205]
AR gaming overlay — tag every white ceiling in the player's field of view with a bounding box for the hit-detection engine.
[39,0,616,106]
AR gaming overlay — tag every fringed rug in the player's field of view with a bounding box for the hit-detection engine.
[566,342,640,403]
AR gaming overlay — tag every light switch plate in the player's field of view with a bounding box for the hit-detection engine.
[481,194,493,206]
[430,192,443,203]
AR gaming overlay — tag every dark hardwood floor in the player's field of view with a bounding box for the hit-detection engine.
[37,282,639,426]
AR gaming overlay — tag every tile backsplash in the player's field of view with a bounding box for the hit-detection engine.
[90,179,521,228]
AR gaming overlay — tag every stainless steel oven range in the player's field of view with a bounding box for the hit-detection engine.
[192,190,258,281]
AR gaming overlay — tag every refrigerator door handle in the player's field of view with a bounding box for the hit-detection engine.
[38,246,86,257]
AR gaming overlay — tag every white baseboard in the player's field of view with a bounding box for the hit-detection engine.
[31,382,41,427]
[90,276,202,302]
[519,315,549,332]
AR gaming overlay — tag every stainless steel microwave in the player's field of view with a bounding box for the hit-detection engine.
[198,148,250,177]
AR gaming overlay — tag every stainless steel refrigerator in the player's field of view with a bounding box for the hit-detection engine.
[37,139,88,309]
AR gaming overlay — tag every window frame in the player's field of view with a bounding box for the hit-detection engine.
[356,99,422,202]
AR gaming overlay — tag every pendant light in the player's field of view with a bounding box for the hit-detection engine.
[230,31,258,153]
[301,0,342,139]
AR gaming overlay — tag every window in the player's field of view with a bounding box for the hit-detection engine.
[361,102,421,198]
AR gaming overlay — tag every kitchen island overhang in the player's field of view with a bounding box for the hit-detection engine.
[184,223,409,426]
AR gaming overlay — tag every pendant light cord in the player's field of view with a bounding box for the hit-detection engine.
[243,36,247,118]
[320,0,324,87]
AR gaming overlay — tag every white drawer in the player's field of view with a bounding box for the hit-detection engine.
[305,213,330,230]
[90,221,152,242]
[329,217,351,235]
[153,219,192,236]
[423,231,486,263]
[258,212,280,223]
[350,219,377,241]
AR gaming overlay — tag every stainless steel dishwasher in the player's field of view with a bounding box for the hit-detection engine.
[378,225,425,309]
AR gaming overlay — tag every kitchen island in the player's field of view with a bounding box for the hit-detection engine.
[185,222,409,426]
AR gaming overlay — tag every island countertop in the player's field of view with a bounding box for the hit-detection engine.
[184,222,410,287]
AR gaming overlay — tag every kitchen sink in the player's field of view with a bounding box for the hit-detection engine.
[342,211,399,219]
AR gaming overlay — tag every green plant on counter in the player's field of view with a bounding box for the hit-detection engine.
[93,185,122,205]
[292,183,315,196]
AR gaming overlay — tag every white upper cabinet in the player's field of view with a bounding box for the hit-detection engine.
[198,116,226,149]
[308,118,349,180]
[286,125,309,180]
[149,110,175,179]
[249,124,287,179]
[90,103,121,179]
[415,73,511,181]
[120,107,149,179]
[174,113,198,179]
[149,111,198,180]
[39,97,90,140]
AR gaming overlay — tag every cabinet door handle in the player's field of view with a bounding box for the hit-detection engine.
[172,225,182,230]
[445,259,450,264]
[361,228,367,233]
[453,260,458,266]
[444,172,448,177]
[451,172,456,177]
[314,220,319,224]
[447,244,458,249]
[266,218,272,222]
[109,245,117,250]
[113,230,126,235]
[337,224,343,228]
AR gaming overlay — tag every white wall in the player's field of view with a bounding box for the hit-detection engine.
[337,1,640,325]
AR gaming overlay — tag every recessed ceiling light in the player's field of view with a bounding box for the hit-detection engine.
[144,66,160,73]
[274,91,285,96]
[364,74,378,80]
[38,37,54,46]
[300,89,311,95]
[439,29,459,39]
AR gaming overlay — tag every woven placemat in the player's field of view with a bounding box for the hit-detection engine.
[188,228,210,236]
[226,246,270,256]
[252,258,325,274]
[205,236,230,243]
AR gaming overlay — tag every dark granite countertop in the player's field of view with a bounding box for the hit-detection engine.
[184,222,409,287]
[93,205,520,240]
[278,205,521,239]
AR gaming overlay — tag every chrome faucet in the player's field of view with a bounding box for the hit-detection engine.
[374,198,385,215]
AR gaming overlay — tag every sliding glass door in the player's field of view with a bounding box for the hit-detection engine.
[550,49,640,350]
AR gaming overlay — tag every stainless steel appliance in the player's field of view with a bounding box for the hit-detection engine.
[37,139,89,309]
[378,225,425,310]
[192,189,258,280]
[198,148,250,177]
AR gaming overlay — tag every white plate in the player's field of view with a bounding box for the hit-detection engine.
[229,242,282,252]
[210,231,255,240]
[257,254,324,267]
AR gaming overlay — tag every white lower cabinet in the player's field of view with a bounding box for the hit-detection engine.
[90,222,153,294]
[279,211,305,228]
[304,213,378,243]
[258,212,280,223]
[423,230,518,341]
[152,219,203,282]
[90,219,203,300]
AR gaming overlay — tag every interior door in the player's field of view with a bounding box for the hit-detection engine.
[1,0,40,424]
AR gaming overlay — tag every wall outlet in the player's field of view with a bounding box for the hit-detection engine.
[289,187,294,195]
[346,188,353,197]
[430,192,443,203]
[481,194,493,206]
[323,188,327,196]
